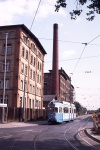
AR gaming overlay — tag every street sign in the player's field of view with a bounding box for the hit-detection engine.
[0,103,7,107]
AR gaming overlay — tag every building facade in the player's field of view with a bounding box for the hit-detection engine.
[44,67,75,106]
[0,24,46,112]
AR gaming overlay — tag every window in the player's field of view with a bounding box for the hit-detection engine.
[37,74,39,83]
[23,35,28,44]
[0,79,10,89]
[31,44,36,53]
[38,61,39,70]
[2,60,10,72]
[25,65,27,75]
[64,107,68,113]
[6,61,10,71]
[30,99,32,108]
[35,100,39,107]
[6,79,10,88]
[74,109,76,113]
[33,71,35,80]
[33,100,34,108]
[21,80,23,90]
[0,95,8,104]
[33,86,35,94]
[30,69,32,78]
[30,55,33,64]
[40,63,41,71]
[37,87,38,95]
[21,63,24,73]
[59,107,62,113]
[40,75,41,84]
[38,51,41,58]
[30,84,32,93]
[22,47,25,57]
[20,97,22,107]
[26,50,28,60]
[33,57,36,67]
[25,81,27,92]
[3,44,12,55]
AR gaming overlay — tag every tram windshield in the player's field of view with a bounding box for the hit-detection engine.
[48,107,58,113]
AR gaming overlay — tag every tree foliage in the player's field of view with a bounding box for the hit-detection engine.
[55,0,100,21]
[74,101,82,114]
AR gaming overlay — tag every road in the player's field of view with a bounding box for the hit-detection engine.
[0,115,100,150]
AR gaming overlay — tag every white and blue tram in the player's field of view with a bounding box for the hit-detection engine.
[47,101,76,123]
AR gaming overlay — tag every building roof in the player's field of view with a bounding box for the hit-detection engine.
[0,24,47,55]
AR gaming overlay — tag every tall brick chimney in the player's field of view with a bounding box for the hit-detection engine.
[52,23,59,98]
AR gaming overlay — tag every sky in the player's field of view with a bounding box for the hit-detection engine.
[0,0,100,110]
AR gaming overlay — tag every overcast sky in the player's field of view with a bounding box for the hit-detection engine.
[1,0,100,110]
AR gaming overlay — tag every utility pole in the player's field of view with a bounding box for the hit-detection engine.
[2,33,8,123]
[23,75,26,122]
[69,77,72,105]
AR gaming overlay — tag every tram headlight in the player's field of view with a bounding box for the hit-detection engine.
[53,115,56,118]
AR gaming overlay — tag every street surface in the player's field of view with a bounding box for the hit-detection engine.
[0,115,100,150]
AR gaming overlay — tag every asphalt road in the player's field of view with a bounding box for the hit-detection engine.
[0,115,100,150]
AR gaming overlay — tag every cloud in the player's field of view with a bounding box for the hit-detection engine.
[0,0,67,25]
[61,50,76,59]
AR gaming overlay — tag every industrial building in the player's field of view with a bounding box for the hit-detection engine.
[0,24,46,121]
[43,24,75,108]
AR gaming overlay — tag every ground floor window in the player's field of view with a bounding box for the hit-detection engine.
[0,95,8,105]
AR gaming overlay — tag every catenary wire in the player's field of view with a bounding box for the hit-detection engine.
[72,35,100,74]
[30,0,41,31]
[45,54,100,63]
[39,38,100,46]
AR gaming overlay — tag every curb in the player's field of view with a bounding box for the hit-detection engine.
[85,128,100,143]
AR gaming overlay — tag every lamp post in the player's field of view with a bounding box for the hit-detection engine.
[2,33,8,123]
[23,75,26,122]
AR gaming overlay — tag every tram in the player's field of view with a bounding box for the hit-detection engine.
[47,101,76,123]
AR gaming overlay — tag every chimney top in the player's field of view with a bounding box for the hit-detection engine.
[54,23,58,29]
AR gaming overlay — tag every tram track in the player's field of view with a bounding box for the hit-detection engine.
[64,116,99,150]
[0,116,99,150]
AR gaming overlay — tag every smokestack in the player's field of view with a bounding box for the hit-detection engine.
[52,23,59,97]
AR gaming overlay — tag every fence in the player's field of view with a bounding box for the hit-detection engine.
[0,107,47,123]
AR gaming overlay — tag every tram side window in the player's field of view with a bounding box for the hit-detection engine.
[55,107,58,113]
[64,107,68,113]
[74,109,76,113]
[59,107,62,113]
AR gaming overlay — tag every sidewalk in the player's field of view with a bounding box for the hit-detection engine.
[85,128,100,143]
[0,120,48,128]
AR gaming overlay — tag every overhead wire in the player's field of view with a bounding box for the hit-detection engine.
[70,35,100,93]
[39,37,100,46]
[72,35,100,75]
[30,0,41,31]
[45,54,100,63]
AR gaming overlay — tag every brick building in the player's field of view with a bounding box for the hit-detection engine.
[0,24,46,112]
[43,67,75,107]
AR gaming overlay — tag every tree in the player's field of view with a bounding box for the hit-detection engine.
[74,101,82,115]
[55,0,100,21]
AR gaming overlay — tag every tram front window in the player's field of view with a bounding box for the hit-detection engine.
[48,107,58,113]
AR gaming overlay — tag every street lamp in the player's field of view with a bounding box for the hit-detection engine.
[2,32,8,123]
[23,75,26,122]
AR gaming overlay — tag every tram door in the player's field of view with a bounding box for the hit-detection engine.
[59,107,63,122]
